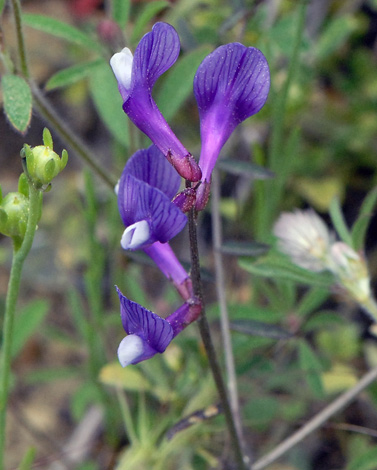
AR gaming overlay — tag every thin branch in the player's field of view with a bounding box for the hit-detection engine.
[186,185,247,469]
[211,170,249,462]
[251,365,377,470]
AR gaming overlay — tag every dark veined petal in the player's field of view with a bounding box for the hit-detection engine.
[118,174,187,246]
[116,287,174,353]
[194,43,270,126]
[125,145,181,199]
[132,22,180,90]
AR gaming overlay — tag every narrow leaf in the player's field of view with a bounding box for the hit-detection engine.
[23,13,102,52]
[45,59,103,91]
[231,319,292,339]
[218,159,275,179]
[351,187,377,251]
[156,46,212,121]
[239,255,334,288]
[1,74,32,133]
[12,300,49,358]
[89,61,129,147]
[220,240,270,257]
[298,339,324,398]
[131,1,171,44]
[329,197,352,245]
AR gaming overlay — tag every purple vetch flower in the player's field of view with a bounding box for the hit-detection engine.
[117,145,187,250]
[193,43,270,209]
[143,241,193,301]
[110,22,201,182]
[116,287,201,366]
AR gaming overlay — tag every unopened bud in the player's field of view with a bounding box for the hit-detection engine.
[0,190,29,242]
[22,128,68,188]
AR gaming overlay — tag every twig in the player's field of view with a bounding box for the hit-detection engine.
[211,169,249,462]
[186,182,247,469]
[251,365,377,470]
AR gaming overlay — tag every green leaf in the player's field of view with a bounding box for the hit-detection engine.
[18,447,36,470]
[99,362,151,391]
[1,74,32,133]
[315,15,358,60]
[89,61,129,147]
[12,300,49,358]
[156,45,212,121]
[45,59,103,91]
[351,187,377,251]
[329,197,353,245]
[23,13,102,53]
[112,0,131,29]
[131,1,171,44]
[231,319,292,340]
[239,254,334,288]
[217,159,275,179]
[296,287,330,316]
[220,240,270,257]
[347,446,377,470]
[303,311,344,332]
[298,339,324,398]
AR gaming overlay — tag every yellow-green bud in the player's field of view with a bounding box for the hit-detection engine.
[22,128,68,188]
[0,191,29,242]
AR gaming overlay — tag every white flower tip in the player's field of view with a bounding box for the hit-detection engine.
[121,220,150,250]
[110,47,133,91]
[118,335,144,367]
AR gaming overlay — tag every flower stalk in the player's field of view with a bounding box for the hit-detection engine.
[0,180,43,470]
[186,182,247,469]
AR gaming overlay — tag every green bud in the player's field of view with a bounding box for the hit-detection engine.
[22,128,68,188]
[0,191,29,242]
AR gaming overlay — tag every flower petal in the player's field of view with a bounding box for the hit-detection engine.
[118,174,187,247]
[116,287,174,352]
[132,22,180,90]
[194,43,270,183]
[194,43,270,127]
[125,145,181,199]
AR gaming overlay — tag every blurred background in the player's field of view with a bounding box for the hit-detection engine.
[1,0,377,469]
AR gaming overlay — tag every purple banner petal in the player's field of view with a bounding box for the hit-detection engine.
[125,145,181,199]
[117,287,174,352]
[194,43,270,126]
[133,22,180,90]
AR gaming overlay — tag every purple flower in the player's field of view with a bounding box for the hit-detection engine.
[116,287,201,366]
[143,241,193,301]
[110,23,201,182]
[194,43,270,209]
[117,145,187,250]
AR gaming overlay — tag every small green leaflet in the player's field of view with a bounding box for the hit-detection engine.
[1,74,32,134]
[45,59,104,91]
[23,13,102,53]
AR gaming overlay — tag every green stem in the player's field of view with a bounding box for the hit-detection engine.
[0,183,43,470]
[10,0,29,78]
[186,192,246,469]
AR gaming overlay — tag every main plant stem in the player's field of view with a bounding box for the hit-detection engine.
[186,190,246,469]
[0,183,42,470]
